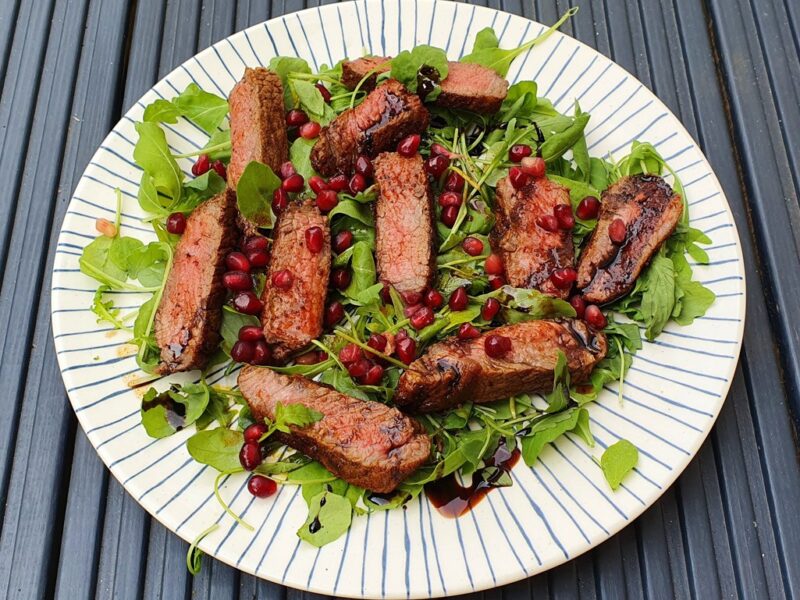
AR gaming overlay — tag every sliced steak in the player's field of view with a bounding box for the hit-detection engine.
[491,175,575,299]
[340,57,508,113]
[394,319,607,413]
[238,367,431,492]
[374,152,435,296]
[310,80,429,176]
[228,67,289,188]
[261,200,330,362]
[577,174,683,305]
[154,189,238,374]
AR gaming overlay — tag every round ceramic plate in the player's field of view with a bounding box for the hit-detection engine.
[51,1,746,597]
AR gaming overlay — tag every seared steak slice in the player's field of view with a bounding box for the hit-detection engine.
[374,152,435,296]
[261,201,330,362]
[154,189,238,374]
[238,367,431,492]
[491,175,575,299]
[577,174,683,305]
[310,80,429,176]
[228,67,289,188]
[394,320,607,413]
[340,58,508,113]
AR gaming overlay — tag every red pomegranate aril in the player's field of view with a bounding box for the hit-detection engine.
[348,359,372,380]
[315,82,332,103]
[244,423,268,444]
[349,173,366,194]
[248,475,277,498]
[441,205,459,227]
[95,218,116,238]
[485,334,512,358]
[485,253,503,276]
[282,173,305,193]
[395,337,417,364]
[252,340,271,365]
[355,155,374,177]
[520,156,546,178]
[231,340,255,363]
[367,333,388,353]
[410,306,435,330]
[509,144,532,162]
[226,252,251,273]
[584,304,607,329]
[305,226,324,253]
[424,289,444,309]
[397,134,421,156]
[244,236,269,253]
[438,191,462,208]
[272,269,293,290]
[401,291,422,306]
[362,364,385,385]
[279,161,297,180]
[550,267,577,290]
[192,154,211,176]
[325,301,344,327]
[328,174,349,191]
[554,204,575,230]
[536,214,559,232]
[239,441,262,471]
[233,291,263,315]
[488,275,505,290]
[444,171,465,192]
[212,160,227,180]
[404,304,423,318]
[272,188,289,214]
[458,323,481,340]
[509,167,529,189]
[424,154,450,177]
[238,325,263,342]
[166,212,186,234]
[316,189,339,212]
[247,250,269,268]
[462,236,484,256]
[449,287,469,311]
[481,298,501,321]
[395,328,408,341]
[339,343,363,365]
[286,109,309,127]
[299,121,321,139]
[569,295,586,319]
[295,350,321,365]
[609,218,627,244]
[332,268,351,290]
[309,175,329,194]
[333,230,354,253]
[223,271,253,291]
[430,143,452,157]
[576,196,600,220]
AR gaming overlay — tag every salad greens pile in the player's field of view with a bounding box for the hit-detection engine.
[78,8,715,561]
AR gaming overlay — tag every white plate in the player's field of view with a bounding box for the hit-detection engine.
[51,1,746,597]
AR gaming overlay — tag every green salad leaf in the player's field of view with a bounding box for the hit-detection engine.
[172,83,229,134]
[600,439,639,490]
[235,161,280,228]
[187,427,245,472]
[390,45,449,98]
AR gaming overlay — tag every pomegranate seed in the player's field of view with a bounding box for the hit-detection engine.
[299,121,321,139]
[239,325,263,342]
[339,343,363,365]
[316,189,339,212]
[576,196,600,220]
[295,350,322,365]
[438,191,462,208]
[550,267,577,289]
[520,156,546,178]
[401,291,422,306]
[192,154,210,176]
[244,423,268,444]
[441,205,459,227]
[584,304,607,329]
[286,109,309,127]
[449,287,468,311]
[355,155,374,177]
[395,328,409,341]
[309,175,328,194]
[248,474,277,498]
[348,173,367,194]
[332,268,351,290]
[397,134,421,156]
[509,144,532,162]
[315,83,332,103]
[231,340,255,363]
[279,161,297,180]
[485,334,512,358]
[252,340,271,365]
[458,323,481,340]
[554,204,575,230]
[305,226,324,253]
[609,218,627,244]
[325,301,344,327]
[485,253,503,276]
[536,214,559,232]
[462,236,484,256]
[509,167,529,189]
[569,295,586,319]
[328,174,349,191]
[488,275,505,290]
[349,359,372,380]
[233,291,263,315]
[166,212,186,234]
[444,171,465,192]
[424,154,450,177]
[226,252,251,273]
[362,363,385,385]
[272,188,289,214]
[223,271,253,291]
[430,143,452,157]
[244,236,269,253]
[410,306,435,330]
[239,441,262,470]
[95,218,117,238]
[212,160,227,180]
[395,337,417,364]
[333,230,354,253]
[404,304,423,318]
[424,289,444,309]
[247,250,269,269]
[367,333,388,353]
[282,173,304,193]
[272,269,293,290]
[481,298,501,321]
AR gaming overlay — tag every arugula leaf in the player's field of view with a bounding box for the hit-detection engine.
[269,56,312,108]
[186,427,245,472]
[545,351,570,413]
[220,306,260,355]
[134,122,183,205]
[343,241,377,300]
[499,81,538,120]
[501,286,576,322]
[292,79,326,119]
[297,491,353,547]
[140,383,210,438]
[390,45,449,98]
[272,402,325,433]
[172,83,229,134]
[639,250,676,340]
[236,161,280,229]
[198,129,232,161]
[289,137,317,180]
[143,99,180,124]
[91,285,130,330]
[600,439,639,489]
[540,111,590,163]
[520,408,584,466]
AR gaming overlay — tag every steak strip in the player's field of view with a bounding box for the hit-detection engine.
[238,367,431,493]
[394,320,607,413]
